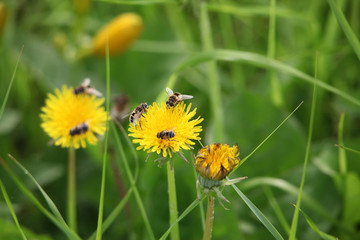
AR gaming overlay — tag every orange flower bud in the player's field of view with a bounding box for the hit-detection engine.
[0,3,8,36]
[92,13,143,57]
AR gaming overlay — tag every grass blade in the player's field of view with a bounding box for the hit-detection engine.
[95,37,111,240]
[0,46,23,120]
[200,1,224,142]
[0,178,28,240]
[327,0,360,60]
[235,101,303,170]
[0,157,81,240]
[289,53,318,240]
[263,186,290,235]
[293,204,339,240]
[231,183,284,240]
[111,123,156,240]
[87,187,134,240]
[96,0,176,5]
[159,195,206,240]
[335,144,360,155]
[164,49,360,107]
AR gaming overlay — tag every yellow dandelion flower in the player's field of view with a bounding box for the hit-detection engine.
[129,102,203,159]
[40,85,107,149]
[195,143,240,187]
[92,13,143,56]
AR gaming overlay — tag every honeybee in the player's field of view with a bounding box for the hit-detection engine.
[74,78,102,97]
[166,87,193,107]
[69,122,89,136]
[157,129,175,140]
[129,103,148,126]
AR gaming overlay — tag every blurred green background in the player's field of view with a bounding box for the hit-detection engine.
[1,0,360,239]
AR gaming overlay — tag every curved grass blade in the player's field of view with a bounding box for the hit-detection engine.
[327,0,360,61]
[159,195,206,240]
[241,177,345,229]
[87,187,134,240]
[231,183,284,240]
[7,154,66,224]
[0,46,24,120]
[0,157,81,240]
[163,50,360,107]
[207,4,306,20]
[292,204,339,240]
[96,0,176,5]
[0,178,28,240]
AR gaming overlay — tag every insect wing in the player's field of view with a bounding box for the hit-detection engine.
[166,87,174,97]
[82,78,91,87]
[179,94,193,100]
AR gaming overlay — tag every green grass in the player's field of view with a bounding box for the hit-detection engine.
[1,0,360,239]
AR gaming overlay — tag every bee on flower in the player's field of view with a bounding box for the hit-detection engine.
[195,143,247,209]
[40,84,107,149]
[128,93,203,167]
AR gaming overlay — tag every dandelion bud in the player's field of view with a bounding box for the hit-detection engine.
[92,13,143,57]
[0,3,8,36]
[195,143,240,189]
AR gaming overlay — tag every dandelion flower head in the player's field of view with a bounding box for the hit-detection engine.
[41,85,107,149]
[129,102,203,158]
[195,143,240,181]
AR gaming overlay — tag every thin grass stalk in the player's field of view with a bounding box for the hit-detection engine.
[200,2,224,142]
[338,112,347,176]
[0,178,28,240]
[0,45,23,120]
[202,195,215,240]
[95,38,111,240]
[111,123,155,240]
[167,162,180,240]
[67,147,77,231]
[289,54,318,240]
[263,186,290,235]
[268,0,283,108]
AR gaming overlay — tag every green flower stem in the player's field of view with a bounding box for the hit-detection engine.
[202,195,215,240]
[167,162,180,240]
[67,147,77,231]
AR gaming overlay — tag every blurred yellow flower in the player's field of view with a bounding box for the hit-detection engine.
[129,102,203,159]
[0,2,8,36]
[40,85,107,149]
[92,13,143,56]
[195,143,240,182]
